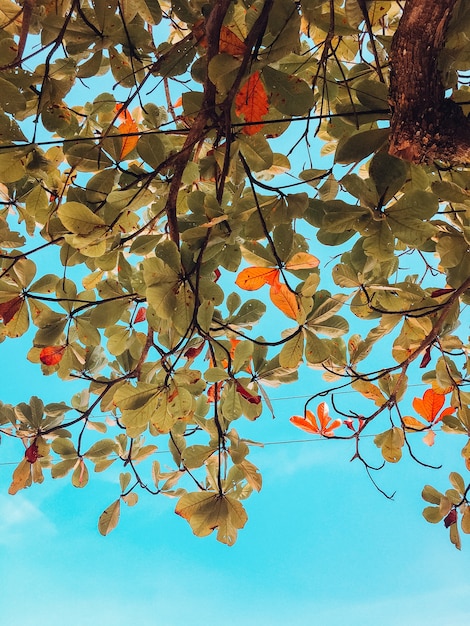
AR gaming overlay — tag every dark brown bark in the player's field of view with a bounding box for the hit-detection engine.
[389,0,470,164]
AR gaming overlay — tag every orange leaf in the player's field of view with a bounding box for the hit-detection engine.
[115,105,133,123]
[290,402,342,437]
[235,71,269,135]
[290,410,320,435]
[402,416,427,431]
[39,345,66,366]
[118,117,139,160]
[0,295,22,324]
[285,252,320,270]
[192,22,245,55]
[219,26,246,55]
[412,388,445,423]
[269,281,299,320]
[235,267,280,290]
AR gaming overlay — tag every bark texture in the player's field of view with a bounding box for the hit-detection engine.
[389,0,470,164]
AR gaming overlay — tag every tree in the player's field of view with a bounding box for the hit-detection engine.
[0,0,469,547]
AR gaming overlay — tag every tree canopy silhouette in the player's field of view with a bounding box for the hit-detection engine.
[0,0,469,547]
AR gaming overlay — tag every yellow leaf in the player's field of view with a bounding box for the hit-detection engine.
[98,499,121,535]
[351,380,386,406]
[8,458,31,495]
[285,252,320,270]
[402,416,427,431]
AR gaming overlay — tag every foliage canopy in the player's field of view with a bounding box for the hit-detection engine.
[0,0,469,547]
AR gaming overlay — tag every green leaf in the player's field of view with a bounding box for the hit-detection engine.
[304,329,330,363]
[279,332,304,368]
[204,367,230,383]
[84,439,118,461]
[239,134,273,172]
[374,427,404,463]
[335,128,389,164]
[65,142,112,171]
[369,153,407,204]
[137,134,166,168]
[181,445,217,469]
[354,79,389,110]
[58,202,106,235]
[262,66,315,116]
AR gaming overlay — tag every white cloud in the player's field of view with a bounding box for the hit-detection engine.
[0,493,56,543]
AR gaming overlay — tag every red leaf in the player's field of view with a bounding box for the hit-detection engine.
[184,341,205,360]
[39,345,66,366]
[235,267,280,290]
[207,383,223,403]
[444,509,457,528]
[0,295,22,324]
[219,26,246,55]
[25,442,40,464]
[419,346,432,368]
[235,71,269,135]
[235,381,261,405]
[134,307,146,323]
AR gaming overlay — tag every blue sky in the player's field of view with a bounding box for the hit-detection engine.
[0,160,468,625]
[1,16,469,626]
[1,335,469,625]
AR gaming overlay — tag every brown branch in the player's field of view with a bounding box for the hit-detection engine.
[162,1,232,246]
[389,0,470,164]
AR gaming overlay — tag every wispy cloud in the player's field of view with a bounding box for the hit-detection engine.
[0,493,56,544]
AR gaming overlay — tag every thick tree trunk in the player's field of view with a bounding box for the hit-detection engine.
[389,0,470,164]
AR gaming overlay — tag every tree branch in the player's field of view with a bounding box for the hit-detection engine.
[389,0,470,164]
